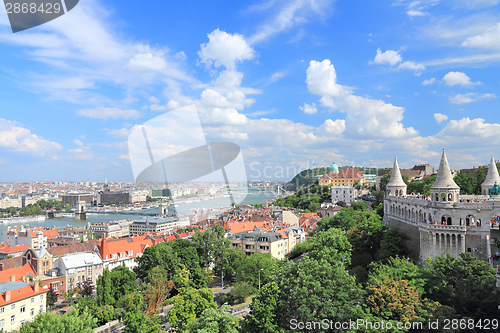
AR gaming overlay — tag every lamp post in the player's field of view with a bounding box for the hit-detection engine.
[221,267,224,291]
[258,268,264,290]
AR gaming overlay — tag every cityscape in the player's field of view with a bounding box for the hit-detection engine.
[1,0,500,332]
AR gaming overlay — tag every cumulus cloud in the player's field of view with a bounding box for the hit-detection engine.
[306,59,418,139]
[422,78,435,85]
[462,22,500,50]
[433,113,448,123]
[299,103,318,114]
[439,117,500,137]
[77,107,142,120]
[442,71,480,86]
[397,61,425,75]
[198,29,255,70]
[371,48,402,65]
[318,119,346,135]
[0,118,62,155]
[449,93,496,104]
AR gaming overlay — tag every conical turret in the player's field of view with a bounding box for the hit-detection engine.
[430,149,459,202]
[481,154,500,195]
[386,157,407,196]
[431,149,459,190]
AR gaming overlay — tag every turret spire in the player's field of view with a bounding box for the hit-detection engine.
[481,154,500,194]
[431,149,459,189]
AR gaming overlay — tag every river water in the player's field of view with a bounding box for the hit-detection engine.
[0,187,274,242]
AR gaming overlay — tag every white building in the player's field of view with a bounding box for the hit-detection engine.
[331,186,357,204]
[54,253,103,291]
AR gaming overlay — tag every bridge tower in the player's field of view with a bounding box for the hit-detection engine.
[75,201,87,220]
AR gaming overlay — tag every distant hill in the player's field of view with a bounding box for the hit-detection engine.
[284,167,329,191]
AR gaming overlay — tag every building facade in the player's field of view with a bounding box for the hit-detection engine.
[129,216,188,236]
[331,186,357,204]
[383,150,497,262]
[231,229,290,260]
[0,282,47,332]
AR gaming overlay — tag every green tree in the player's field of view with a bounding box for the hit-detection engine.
[379,228,411,261]
[307,228,352,266]
[108,265,137,300]
[142,266,174,317]
[134,242,181,282]
[216,247,246,283]
[230,281,254,304]
[272,258,365,331]
[241,281,282,333]
[191,225,230,269]
[187,305,240,333]
[19,309,97,333]
[168,239,207,288]
[167,287,217,331]
[96,268,114,306]
[236,252,280,289]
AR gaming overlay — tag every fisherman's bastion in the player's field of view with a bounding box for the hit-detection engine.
[383,149,500,263]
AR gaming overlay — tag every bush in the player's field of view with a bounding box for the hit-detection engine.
[230,282,254,304]
[221,293,235,306]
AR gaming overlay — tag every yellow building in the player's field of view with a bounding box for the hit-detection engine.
[0,281,48,331]
[318,168,365,187]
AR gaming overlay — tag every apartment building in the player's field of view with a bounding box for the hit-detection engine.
[0,282,48,332]
[231,229,290,260]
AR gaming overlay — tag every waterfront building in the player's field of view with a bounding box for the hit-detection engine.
[383,150,498,262]
[129,216,188,236]
[3,227,59,250]
[61,193,93,206]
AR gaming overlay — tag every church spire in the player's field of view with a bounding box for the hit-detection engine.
[431,149,459,190]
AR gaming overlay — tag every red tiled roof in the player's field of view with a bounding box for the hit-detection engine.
[97,236,154,262]
[0,284,48,306]
[0,263,36,283]
[0,244,29,254]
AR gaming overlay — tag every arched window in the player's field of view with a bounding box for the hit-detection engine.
[448,193,452,201]
[447,217,452,225]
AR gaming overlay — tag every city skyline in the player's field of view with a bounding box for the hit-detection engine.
[1,0,500,181]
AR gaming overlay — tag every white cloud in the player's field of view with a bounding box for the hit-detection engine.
[106,128,133,138]
[248,0,333,44]
[73,139,84,146]
[306,59,418,139]
[407,10,428,16]
[66,146,95,160]
[371,48,403,65]
[422,78,435,85]
[439,117,500,137]
[397,61,425,75]
[433,113,448,123]
[77,107,142,120]
[221,132,249,140]
[462,22,500,50]
[442,71,480,86]
[299,103,318,114]
[318,119,346,135]
[198,29,255,71]
[306,59,352,98]
[449,93,496,104]
[0,118,62,155]
[149,96,160,104]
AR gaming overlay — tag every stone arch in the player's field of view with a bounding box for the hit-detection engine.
[448,193,452,201]
[429,213,433,223]
[387,189,392,195]
[466,215,475,227]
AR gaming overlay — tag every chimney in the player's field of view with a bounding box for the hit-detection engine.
[0,263,4,271]
[34,283,39,293]
[5,290,10,302]
[9,275,15,282]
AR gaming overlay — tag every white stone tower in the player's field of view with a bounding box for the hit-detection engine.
[481,154,500,195]
[386,157,407,197]
[430,149,460,202]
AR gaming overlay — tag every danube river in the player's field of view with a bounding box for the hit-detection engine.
[0,187,274,242]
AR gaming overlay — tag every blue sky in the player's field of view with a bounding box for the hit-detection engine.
[0,0,500,181]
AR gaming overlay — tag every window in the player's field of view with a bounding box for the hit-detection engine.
[31,297,34,303]
[10,315,15,324]
[0,319,3,329]
[0,307,3,313]
[30,308,34,317]
[11,304,15,310]
[128,250,133,256]
[111,253,117,259]
[20,320,26,325]
[20,305,25,313]
[53,284,58,292]
[40,295,44,301]
[39,306,43,313]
